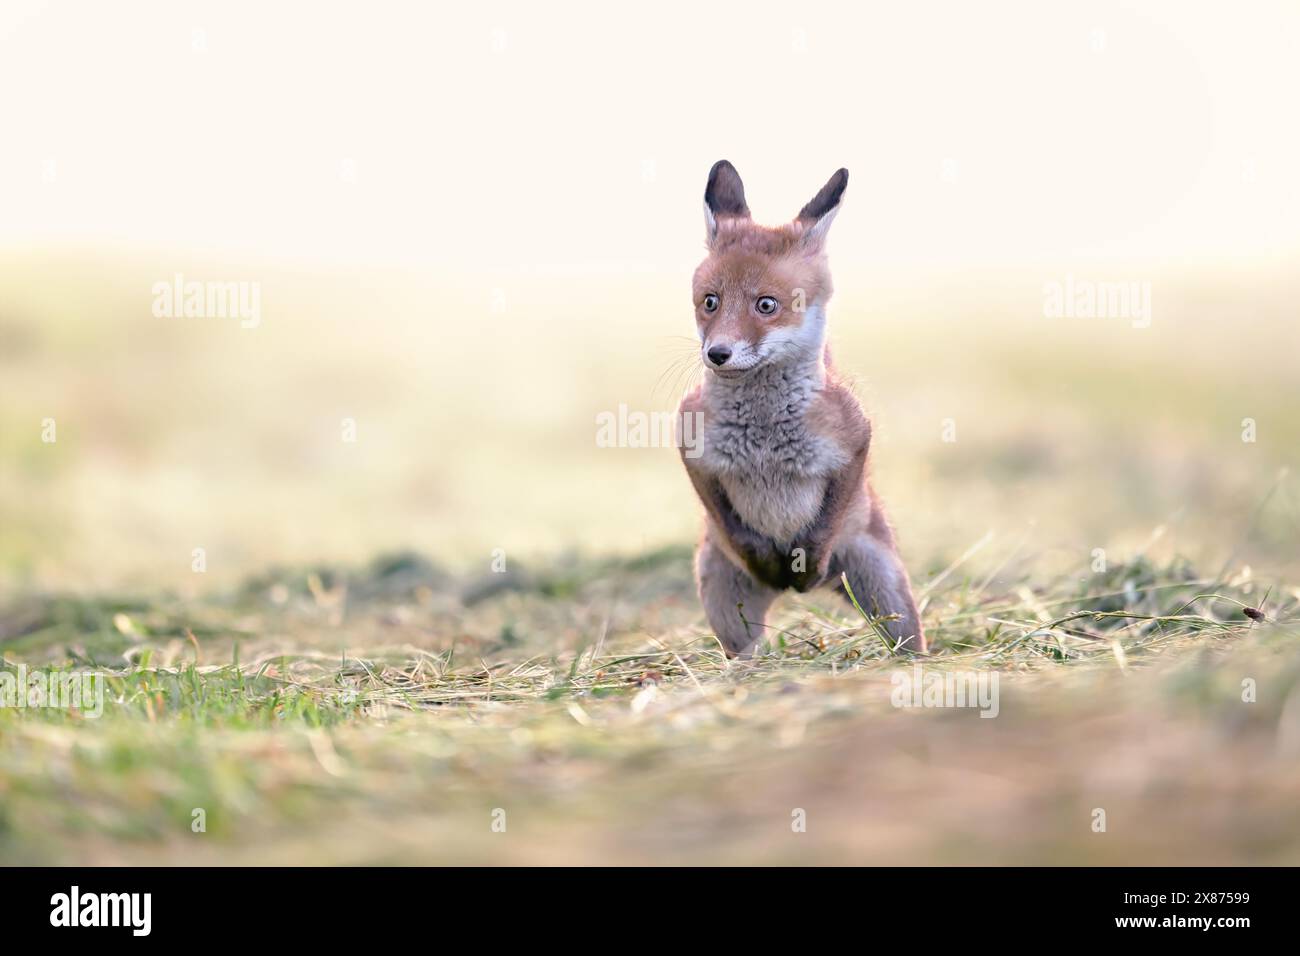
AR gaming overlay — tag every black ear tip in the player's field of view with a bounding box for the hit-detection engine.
[796,167,849,224]
[705,160,749,217]
[825,168,849,206]
[708,159,736,180]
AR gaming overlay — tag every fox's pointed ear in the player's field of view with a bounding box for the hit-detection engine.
[796,168,848,250]
[704,160,750,243]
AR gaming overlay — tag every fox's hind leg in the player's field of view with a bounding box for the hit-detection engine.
[696,536,779,659]
[829,531,926,653]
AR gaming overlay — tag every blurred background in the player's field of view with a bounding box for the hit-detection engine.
[2,0,1298,592]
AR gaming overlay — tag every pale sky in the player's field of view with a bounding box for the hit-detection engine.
[2,0,1297,273]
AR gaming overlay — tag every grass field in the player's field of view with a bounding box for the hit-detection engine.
[2,252,1298,864]
[2,549,1297,864]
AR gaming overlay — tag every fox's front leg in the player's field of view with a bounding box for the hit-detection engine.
[789,442,868,593]
[695,533,779,658]
[830,528,926,653]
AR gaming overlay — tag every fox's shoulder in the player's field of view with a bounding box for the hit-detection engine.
[676,383,706,465]
[808,374,871,451]
[677,382,705,416]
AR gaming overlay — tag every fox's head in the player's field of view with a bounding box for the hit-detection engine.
[692,160,847,378]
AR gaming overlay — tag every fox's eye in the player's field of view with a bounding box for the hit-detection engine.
[702,294,719,312]
[755,296,778,316]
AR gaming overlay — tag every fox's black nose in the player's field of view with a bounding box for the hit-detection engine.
[706,345,732,367]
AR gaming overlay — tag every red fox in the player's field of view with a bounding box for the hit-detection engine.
[678,160,925,658]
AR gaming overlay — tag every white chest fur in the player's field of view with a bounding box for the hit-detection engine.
[698,361,847,544]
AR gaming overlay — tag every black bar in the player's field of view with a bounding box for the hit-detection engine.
[2,867,1281,940]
